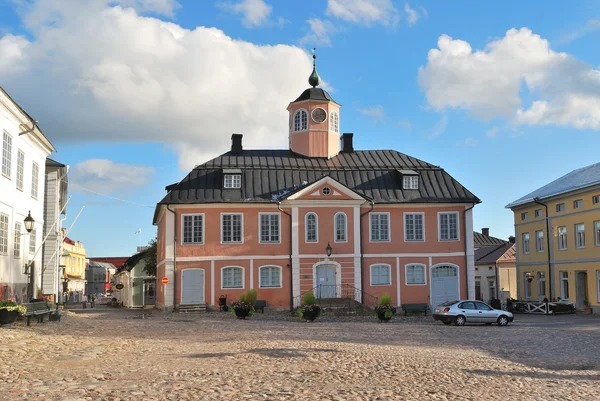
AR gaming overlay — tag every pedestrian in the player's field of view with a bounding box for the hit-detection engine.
[90,294,95,308]
[82,293,88,309]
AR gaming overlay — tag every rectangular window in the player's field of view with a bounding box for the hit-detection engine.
[31,161,39,199]
[406,264,425,285]
[182,214,203,244]
[524,273,532,298]
[475,278,481,301]
[259,266,281,288]
[224,174,241,189]
[560,271,569,300]
[488,277,496,299]
[403,175,419,189]
[371,264,391,285]
[2,131,11,178]
[595,221,600,246]
[14,222,21,258]
[575,223,585,248]
[306,213,317,243]
[222,267,243,289]
[221,214,243,243]
[16,150,24,190]
[404,213,424,241]
[558,226,567,250]
[439,212,459,241]
[573,199,583,209]
[521,212,528,221]
[537,272,546,297]
[593,195,600,205]
[536,230,544,252]
[522,232,530,254]
[556,203,565,212]
[260,213,280,243]
[370,213,390,242]
[29,228,36,254]
[0,213,8,254]
[534,209,543,218]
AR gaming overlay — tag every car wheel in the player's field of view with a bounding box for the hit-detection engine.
[497,315,509,326]
[454,315,466,326]
[443,321,451,325]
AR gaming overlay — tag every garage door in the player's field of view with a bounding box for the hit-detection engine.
[431,265,458,310]
[181,269,205,305]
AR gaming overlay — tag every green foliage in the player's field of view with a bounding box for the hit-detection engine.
[142,237,158,277]
[297,308,304,319]
[378,293,392,306]
[246,289,257,305]
[36,287,43,297]
[302,290,317,305]
[239,293,247,303]
[383,309,394,319]
[0,300,27,314]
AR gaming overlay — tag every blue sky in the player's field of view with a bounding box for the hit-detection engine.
[1,0,599,256]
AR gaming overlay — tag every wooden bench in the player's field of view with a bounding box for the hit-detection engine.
[22,302,59,326]
[254,300,267,313]
[401,303,428,316]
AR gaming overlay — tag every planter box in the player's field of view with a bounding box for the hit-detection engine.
[0,309,19,326]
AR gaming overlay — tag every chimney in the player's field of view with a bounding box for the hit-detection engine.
[342,133,354,153]
[481,228,489,237]
[509,236,515,244]
[231,134,243,153]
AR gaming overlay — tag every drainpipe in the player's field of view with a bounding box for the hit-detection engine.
[166,205,177,312]
[533,198,552,300]
[277,201,293,312]
[464,203,476,299]
[359,200,375,304]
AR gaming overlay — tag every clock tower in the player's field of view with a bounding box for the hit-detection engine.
[287,52,341,159]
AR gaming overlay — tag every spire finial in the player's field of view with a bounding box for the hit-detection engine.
[308,47,321,88]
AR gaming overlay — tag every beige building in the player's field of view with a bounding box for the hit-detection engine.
[61,229,86,301]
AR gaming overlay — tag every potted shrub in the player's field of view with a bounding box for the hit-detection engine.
[374,293,396,322]
[0,300,27,326]
[231,289,256,319]
[297,290,321,322]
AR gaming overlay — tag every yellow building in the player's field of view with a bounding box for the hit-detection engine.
[61,228,87,300]
[506,162,600,313]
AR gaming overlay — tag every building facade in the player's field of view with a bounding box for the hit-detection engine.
[112,249,156,308]
[153,61,480,311]
[473,229,513,303]
[86,261,116,296]
[62,233,87,301]
[507,162,600,312]
[0,87,56,302]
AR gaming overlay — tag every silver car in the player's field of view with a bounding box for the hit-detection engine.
[433,300,514,326]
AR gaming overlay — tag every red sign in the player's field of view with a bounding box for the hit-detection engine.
[104,283,110,289]
[161,277,169,285]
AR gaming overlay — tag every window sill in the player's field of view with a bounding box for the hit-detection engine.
[181,243,204,246]
[405,239,425,242]
[371,283,392,286]
[369,240,391,243]
[439,239,459,242]
[259,241,282,244]
[259,286,282,289]
[406,283,427,286]
[221,287,244,290]
[221,241,244,244]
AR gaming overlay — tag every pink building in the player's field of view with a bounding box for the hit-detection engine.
[153,59,480,311]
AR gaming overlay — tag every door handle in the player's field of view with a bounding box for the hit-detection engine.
[478,311,482,314]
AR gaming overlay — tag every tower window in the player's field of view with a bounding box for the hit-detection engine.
[330,110,339,133]
[224,175,241,188]
[294,109,308,131]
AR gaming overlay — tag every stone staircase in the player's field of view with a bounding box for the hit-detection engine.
[318,298,373,316]
[178,304,207,313]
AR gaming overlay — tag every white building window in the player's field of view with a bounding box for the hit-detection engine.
[306,213,318,243]
[521,212,528,221]
[294,109,308,131]
[221,214,243,243]
[595,221,600,246]
[403,175,419,190]
[259,266,281,288]
[488,277,496,299]
[330,110,339,133]
[224,174,241,188]
[14,222,21,258]
[0,213,8,254]
[16,150,24,190]
[537,272,546,297]
[560,271,569,300]
[260,213,280,243]
[222,267,243,289]
[29,228,36,254]
[573,199,583,209]
[575,223,585,248]
[556,203,565,212]
[522,233,530,254]
[534,209,543,218]
[524,272,532,298]
[404,213,424,241]
[370,213,390,242]
[370,264,391,286]
[406,264,426,285]
[558,226,567,250]
[593,195,600,205]
[2,131,11,178]
[536,230,544,252]
[334,212,347,242]
[31,161,39,199]
[439,212,459,241]
[182,214,204,244]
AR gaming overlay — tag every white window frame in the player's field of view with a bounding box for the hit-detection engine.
[220,213,244,244]
[556,203,565,212]
[535,230,544,252]
[438,212,459,242]
[0,213,8,254]
[522,232,530,254]
[293,109,308,132]
[534,209,543,218]
[31,161,39,199]
[370,264,392,286]
[524,272,532,299]
[221,266,244,289]
[329,110,339,133]
[573,199,583,209]
[14,222,21,258]
[558,226,567,250]
[29,228,36,254]
[305,212,318,243]
[2,131,11,179]
[181,213,204,245]
[258,265,282,288]
[595,221,600,247]
[560,271,569,300]
[537,272,546,297]
[593,195,600,205]
[403,175,419,190]
[224,174,241,189]
[369,212,390,242]
[259,213,281,244]
[16,150,24,191]
[404,212,425,242]
[575,223,585,248]
[596,270,600,306]
[521,212,528,221]
[405,263,427,285]
[334,212,347,243]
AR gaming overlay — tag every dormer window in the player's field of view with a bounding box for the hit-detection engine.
[294,109,308,131]
[403,175,419,190]
[223,169,242,188]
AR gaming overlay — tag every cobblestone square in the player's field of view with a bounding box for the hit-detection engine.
[1,308,599,401]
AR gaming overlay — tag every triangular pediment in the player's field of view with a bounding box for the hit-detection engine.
[283,176,369,202]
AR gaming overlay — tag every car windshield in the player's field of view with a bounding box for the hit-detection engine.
[438,300,459,306]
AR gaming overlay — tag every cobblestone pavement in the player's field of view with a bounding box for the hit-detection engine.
[0,307,599,401]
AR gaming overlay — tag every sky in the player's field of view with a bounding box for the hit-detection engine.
[1,0,600,257]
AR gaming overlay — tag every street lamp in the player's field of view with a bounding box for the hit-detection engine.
[325,242,332,258]
[23,211,35,233]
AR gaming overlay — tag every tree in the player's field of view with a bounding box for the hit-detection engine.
[142,238,157,277]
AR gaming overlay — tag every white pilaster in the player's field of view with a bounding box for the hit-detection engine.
[250,259,254,289]
[465,208,475,300]
[396,257,401,306]
[292,207,300,304]
[211,260,215,306]
[353,207,361,292]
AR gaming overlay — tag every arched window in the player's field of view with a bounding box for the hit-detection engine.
[431,265,457,278]
[306,213,318,243]
[294,109,308,131]
[405,263,426,285]
[330,110,339,133]
[259,266,282,288]
[222,266,243,289]
[334,212,347,242]
[370,264,391,286]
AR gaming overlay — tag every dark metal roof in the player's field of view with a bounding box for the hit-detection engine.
[293,88,335,103]
[155,149,480,216]
[473,232,508,247]
[475,243,514,265]
[46,158,65,168]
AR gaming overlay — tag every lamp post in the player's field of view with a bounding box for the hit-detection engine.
[21,211,35,300]
[325,242,332,258]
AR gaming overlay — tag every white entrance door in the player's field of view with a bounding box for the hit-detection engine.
[431,265,459,310]
[181,269,205,305]
[316,265,337,298]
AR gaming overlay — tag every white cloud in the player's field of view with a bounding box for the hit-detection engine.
[113,0,180,17]
[220,0,272,28]
[0,1,313,170]
[404,3,420,26]
[71,159,154,194]
[457,137,478,147]
[418,28,600,130]
[486,126,499,137]
[429,114,447,139]
[300,19,336,47]
[556,19,600,45]
[359,105,385,123]
[326,0,399,27]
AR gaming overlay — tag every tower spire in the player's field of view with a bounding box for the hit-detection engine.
[308,48,321,88]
